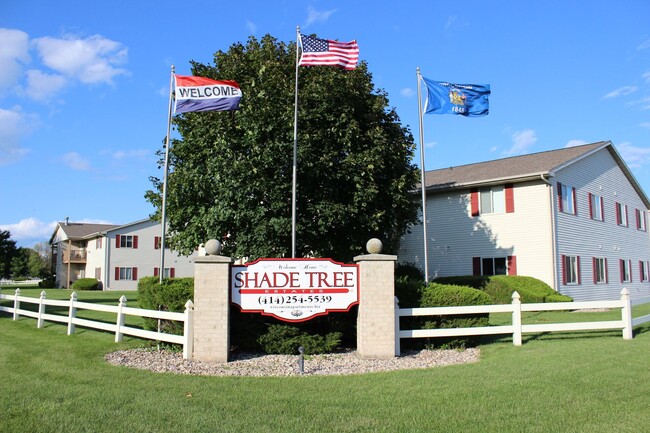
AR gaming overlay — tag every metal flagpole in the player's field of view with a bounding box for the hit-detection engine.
[291,26,300,258]
[159,65,175,283]
[416,67,430,283]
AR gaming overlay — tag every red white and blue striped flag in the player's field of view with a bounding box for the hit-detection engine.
[298,34,359,70]
[174,75,242,114]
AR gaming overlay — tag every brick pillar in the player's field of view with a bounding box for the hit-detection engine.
[192,254,233,362]
[354,253,397,359]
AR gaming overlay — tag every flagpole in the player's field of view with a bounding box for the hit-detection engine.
[291,26,300,258]
[416,67,430,283]
[159,65,175,283]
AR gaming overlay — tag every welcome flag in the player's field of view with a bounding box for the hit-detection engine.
[422,77,490,117]
[174,75,242,113]
[298,34,359,70]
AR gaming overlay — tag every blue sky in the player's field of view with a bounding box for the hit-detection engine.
[1,0,649,247]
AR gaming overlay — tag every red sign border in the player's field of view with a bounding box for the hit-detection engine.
[230,257,360,323]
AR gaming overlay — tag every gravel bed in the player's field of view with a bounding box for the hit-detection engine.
[105,347,480,377]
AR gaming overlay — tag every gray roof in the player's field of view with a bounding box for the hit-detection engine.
[56,222,119,240]
[421,140,650,208]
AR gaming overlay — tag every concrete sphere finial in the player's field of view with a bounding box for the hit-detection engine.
[366,238,383,254]
[204,239,222,255]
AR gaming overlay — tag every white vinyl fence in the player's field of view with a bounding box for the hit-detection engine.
[0,289,194,359]
[395,288,650,355]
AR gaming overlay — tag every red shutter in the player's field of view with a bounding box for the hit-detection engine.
[604,258,608,283]
[615,203,621,225]
[133,236,138,249]
[572,187,577,216]
[154,236,160,250]
[170,268,176,278]
[557,182,563,212]
[470,189,479,216]
[132,267,138,280]
[507,255,517,275]
[505,184,515,213]
[154,267,159,277]
[115,234,121,248]
[115,267,120,281]
[624,206,628,227]
[592,257,597,284]
[576,256,581,285]
[561,255,566,285]
[601,197,605,222]
[639,261,644,282]
[588,193,593,219]
[472,257,481,276]
[620,259,624,283]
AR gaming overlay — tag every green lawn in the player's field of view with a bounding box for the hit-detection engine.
[1,289,649,432]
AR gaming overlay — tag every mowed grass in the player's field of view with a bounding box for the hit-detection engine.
[1,289,649,433]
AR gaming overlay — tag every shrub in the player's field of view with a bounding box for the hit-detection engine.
[38,275,56,288]
[434,275,573,304]
[257,324,342,355]
[71,278,100,291]
[395,262,424,281]
[415,283,492,349]
[137,276,194,335]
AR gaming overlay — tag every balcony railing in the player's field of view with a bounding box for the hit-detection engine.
[62,249,87,264]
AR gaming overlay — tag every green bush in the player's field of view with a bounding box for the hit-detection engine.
[434,275,573,304]
[71,278,100,291]
[395,262,424,281]
[137,276,194,335]
[414,283,492,349]
[257,324,342,355]
[38,275,56,288]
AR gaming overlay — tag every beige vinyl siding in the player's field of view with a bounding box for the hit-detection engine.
[399,180,554,286]
[553,148,650,301]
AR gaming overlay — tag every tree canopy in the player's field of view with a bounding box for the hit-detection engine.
[146,34,419,262]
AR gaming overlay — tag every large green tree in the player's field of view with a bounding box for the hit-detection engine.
[0,230,17,279]
[147,35,419,262]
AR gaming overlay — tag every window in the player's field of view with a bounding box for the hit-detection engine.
[636,209,647,231]
[470,184,514,216]
[154,267,175,278]
[480,185,505,214]
[616,202,628,227]
[94,267,101,280]
[620,259,631,283]
[589,193,604,221]
[95,237,103,249]
[115,267,138,281]
[640,261,649,282]
[593,258,607,284]
[562,255,580,285]
[473,256,516,276]
[558,182,576,215]
[154,236,170,249]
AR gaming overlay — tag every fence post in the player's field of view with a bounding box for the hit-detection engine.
[115,295,127,343]
[67,291,77,335]
[512,291,522,346]
[394,297,401,356]
[621,288,633,340]
[37,290,46,329]
[183,300,194,360]
[13,288,21,320]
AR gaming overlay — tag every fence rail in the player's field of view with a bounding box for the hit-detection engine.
[0,289,194,359]
[395,288,650,355]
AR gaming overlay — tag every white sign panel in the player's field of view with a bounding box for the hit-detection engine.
[231,258,359,322]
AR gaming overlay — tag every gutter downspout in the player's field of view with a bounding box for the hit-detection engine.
[541,174,559,292]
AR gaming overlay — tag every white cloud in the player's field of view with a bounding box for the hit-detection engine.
[643,72,650,83]
[640,122,650,129]
[603,86,637,99]
[33,34,128,84]
[617,142,650,169]
[304,6,337,28]
[0,106,38,165]
[0,28,30,92]
[637,39,650,51]
[565,139,587,148]
[61,151,91,171]
[0,218,57,243]
[503,129,537,156]
[246,20,257,34]
[445,16,458,31]
[400,87,415,98]
[111,149,151,160]
[23,69,67,101]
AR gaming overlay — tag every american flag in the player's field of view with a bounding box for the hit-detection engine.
[299,34,359,70]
